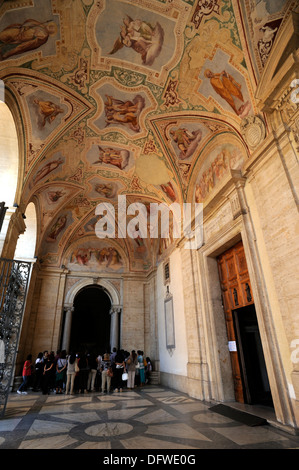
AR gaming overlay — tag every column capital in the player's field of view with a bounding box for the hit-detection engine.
[64,304,74,313]
[109,305,122,315]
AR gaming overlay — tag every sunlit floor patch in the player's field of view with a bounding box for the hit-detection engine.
[26,418,75,436]
[19,435,77,449]
[85,422,133,437]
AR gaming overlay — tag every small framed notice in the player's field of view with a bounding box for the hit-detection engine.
[165,294,175,351]
[228,341,237,352]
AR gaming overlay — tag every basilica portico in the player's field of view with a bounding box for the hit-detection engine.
[0,0,298,438]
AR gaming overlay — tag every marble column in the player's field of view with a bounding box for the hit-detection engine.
[61,305,74,352]
[110,307,120,351]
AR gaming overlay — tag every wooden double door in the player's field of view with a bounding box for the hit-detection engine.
[217,241,273,406]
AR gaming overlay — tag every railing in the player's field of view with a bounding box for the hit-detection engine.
[0,258,31,418]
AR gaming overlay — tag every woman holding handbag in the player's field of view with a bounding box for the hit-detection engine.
[126,350,138,389]
[65,352,77,395]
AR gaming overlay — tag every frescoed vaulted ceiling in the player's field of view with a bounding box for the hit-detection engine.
[0,0,295,274]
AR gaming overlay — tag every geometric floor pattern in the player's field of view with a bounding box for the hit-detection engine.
[0,386,298,451]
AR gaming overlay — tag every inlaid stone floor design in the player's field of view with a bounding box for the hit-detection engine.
[0,386,298,450]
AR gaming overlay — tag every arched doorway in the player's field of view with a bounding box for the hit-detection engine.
[69,286,111,355]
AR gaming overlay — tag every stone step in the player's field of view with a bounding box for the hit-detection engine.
[149,371,160,384]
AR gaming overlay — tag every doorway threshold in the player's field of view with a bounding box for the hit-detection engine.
[209,403,268,426]
[224,401,276,422]
[211,401,298,436]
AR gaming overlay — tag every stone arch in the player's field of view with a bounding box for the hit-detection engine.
[64,277,121,309]
[62,277,122,353]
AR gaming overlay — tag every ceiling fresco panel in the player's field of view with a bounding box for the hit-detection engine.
[66,239,126,274]
[0,0,295,272]
[0,0,60,63]
[4,73,93,183]
[190,134,248,205]
[238,0,296,75]
[86,0,189,86]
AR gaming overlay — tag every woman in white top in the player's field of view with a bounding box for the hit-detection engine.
[126,350,138,389]
[65,352,77,395]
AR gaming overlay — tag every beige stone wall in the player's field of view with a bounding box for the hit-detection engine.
[18,269,157,366]
[179,246,207,400]
[242,128,299,427]
[24,268,66,357]
[121,275,146,353]
[243,24,299,426]
[245,149,298,395]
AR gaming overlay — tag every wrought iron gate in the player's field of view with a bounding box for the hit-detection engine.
[0,258,32,418]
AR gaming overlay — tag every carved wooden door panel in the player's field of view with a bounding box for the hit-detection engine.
[217,241,254,403]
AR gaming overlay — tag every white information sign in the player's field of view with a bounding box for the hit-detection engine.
[228,341,237,352]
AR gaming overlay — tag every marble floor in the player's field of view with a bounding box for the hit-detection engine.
[0,385,298,451]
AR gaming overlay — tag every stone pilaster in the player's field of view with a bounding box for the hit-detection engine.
[180,245,209,400]
[0,207,26,259]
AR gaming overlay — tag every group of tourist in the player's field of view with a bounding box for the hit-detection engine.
[17,348,152,396]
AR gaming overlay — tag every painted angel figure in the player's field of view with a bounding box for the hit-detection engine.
[0,19,57,61]
[94,183,117,199]
[46,215,67,242]
[33,98,64,128]
[32,157,63,185]
[71,248,93,266]
[47,189,66,204]
[104,94,145,132]
[109,15,164,66]
[94,145,130,170]
[170,127,202,160]
[204,69,251,118]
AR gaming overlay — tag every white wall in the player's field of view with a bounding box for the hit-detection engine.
[14,202,37,260]
[156,247,188,376]
[0,102,18,207]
